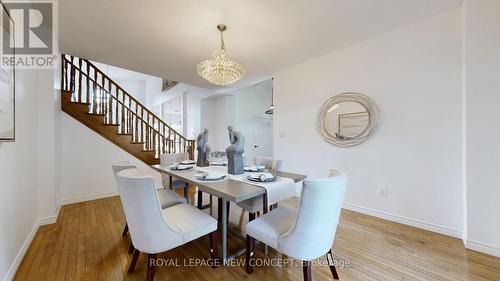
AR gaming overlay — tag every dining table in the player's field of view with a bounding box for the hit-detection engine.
[150,163,306,265]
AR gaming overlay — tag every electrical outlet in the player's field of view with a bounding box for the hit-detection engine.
[378,188,389,197]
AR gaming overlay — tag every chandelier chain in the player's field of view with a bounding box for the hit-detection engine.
[219,30,225,50]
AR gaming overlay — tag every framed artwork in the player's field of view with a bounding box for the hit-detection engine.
[161,79,178,92]
[0,2,14,141]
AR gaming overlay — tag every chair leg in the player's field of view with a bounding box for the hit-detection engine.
[209,195,214,215]
[209,231,219,268]
[249,212,256,222]
[146,254,157,281]
[217,198,222,222]
[226,201,230,224]
[122,223,129,236]
[128,249,140,273]
[197,190,203,209]
[217,198,231,225]
[326,249,339,279]
[303,261,312,281]
[128,241,135,254]
[183,184,189,201]
[238,210,245,230]
[245,235,255,274]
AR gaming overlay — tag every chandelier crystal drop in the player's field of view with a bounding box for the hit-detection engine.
[197,24,245,86]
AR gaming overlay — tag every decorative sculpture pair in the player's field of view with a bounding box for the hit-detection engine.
[196,126,245,175]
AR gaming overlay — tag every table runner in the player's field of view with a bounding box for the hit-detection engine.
[194,166,295,205]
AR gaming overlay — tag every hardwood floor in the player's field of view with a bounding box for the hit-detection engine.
[13,191,500,281]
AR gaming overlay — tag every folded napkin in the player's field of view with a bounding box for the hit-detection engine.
[249,172,275,181]
[181,160,195,165]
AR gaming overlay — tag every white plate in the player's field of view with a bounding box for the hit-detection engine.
[244,165,266,172]
[195,173,225,181]
[180,160,196,165]
[171,165,193,170]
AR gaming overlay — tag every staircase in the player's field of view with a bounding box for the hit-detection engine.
[60,54,195,165]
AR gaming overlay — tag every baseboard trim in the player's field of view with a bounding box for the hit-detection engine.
[4,220,40,281]
[61,190,119,206]
[343,203,462,239]
[466,240,500,258]
[38,205,61,226]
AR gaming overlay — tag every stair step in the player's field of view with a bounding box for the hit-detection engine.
[142,149,156,153]
[117,133,133,136]
[130,141,145,144]
[102,123,120,126]
[88,112,106,116]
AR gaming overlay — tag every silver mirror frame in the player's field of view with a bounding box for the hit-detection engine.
[317,92,380,147]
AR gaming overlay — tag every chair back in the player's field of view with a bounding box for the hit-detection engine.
[115,168,182,253]
[160,153,189,165]
[254,156,281,171]
[278,169,347,260]
[160,153,189,188]
[112,161,136,177]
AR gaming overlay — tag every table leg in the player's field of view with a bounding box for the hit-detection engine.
[221,197,228,264]
[263,195,268,255]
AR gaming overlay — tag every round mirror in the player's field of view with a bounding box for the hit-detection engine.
[318,93,379,147]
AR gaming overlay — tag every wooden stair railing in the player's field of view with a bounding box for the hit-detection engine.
[61,54,195,163]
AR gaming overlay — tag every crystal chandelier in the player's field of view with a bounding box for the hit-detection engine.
[197,24,245,86]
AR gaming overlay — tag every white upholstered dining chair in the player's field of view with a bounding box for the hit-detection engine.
[237,157,284,226]
[254,156,282,171]
[160,153,191,200]
[116,168,218,281]
[112,162,187,246]
[245,169,347,281]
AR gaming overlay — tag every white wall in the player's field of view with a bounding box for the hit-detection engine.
[59,114,162,203]
[0,71,39,280]
[199,81,273,163]
[464,0,500,257]
[116,79,146,104]
[183,91,213,139]
[200,95,236,152]
[273,9,464,237]
[233,81,273,162]
[0,68,60,281]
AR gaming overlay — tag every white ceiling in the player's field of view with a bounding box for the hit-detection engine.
[59,0,461,91]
